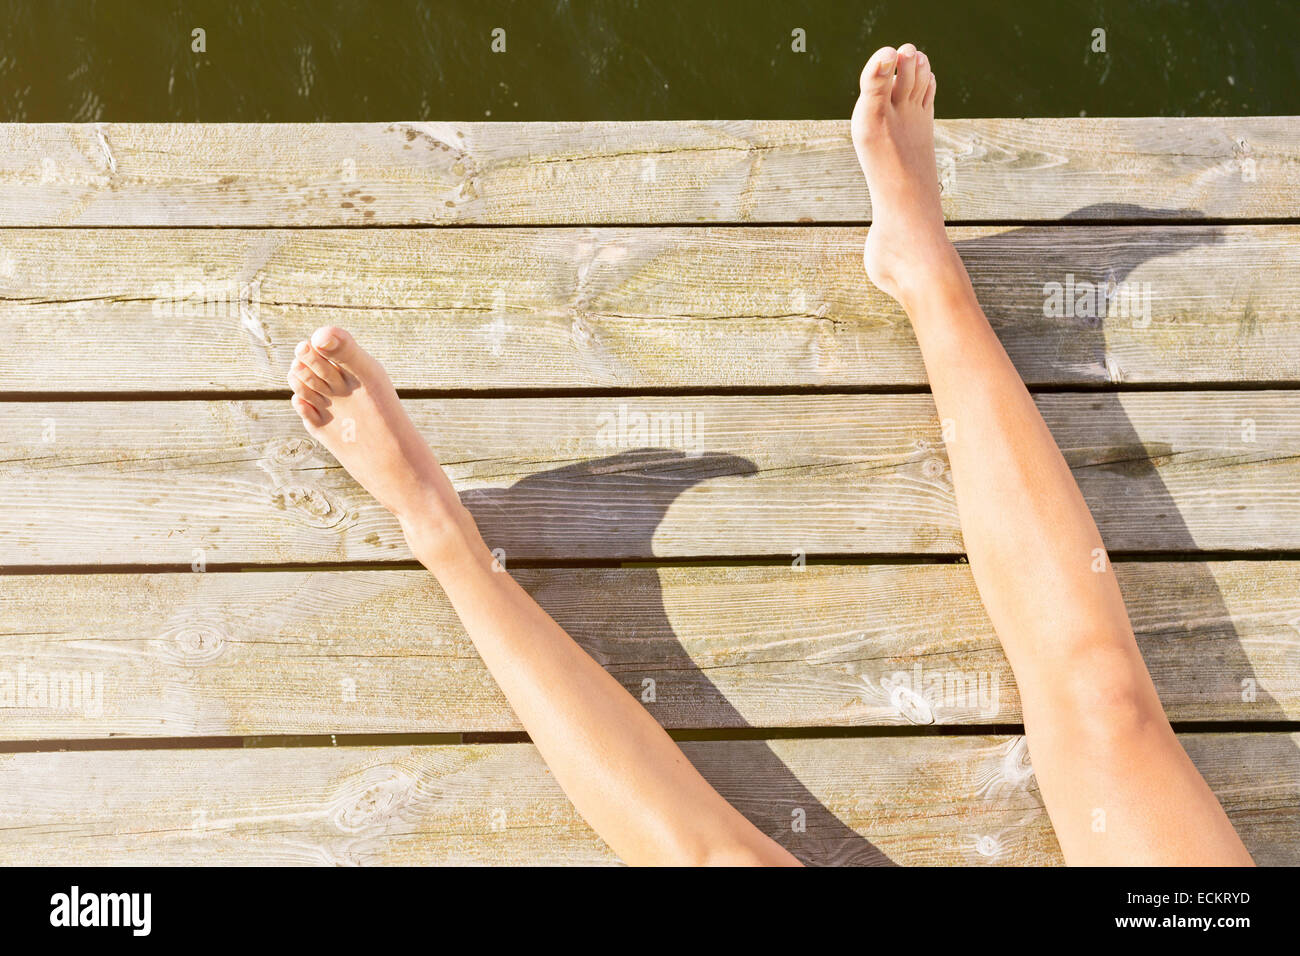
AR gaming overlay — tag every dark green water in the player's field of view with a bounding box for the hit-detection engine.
[1,0,1296,121]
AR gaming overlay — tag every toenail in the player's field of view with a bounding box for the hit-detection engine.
[319,334,338,350]
[295,341,309,355]
[878,57,895,75]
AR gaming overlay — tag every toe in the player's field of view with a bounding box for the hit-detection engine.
[923,73,937,110]
[297,340,346,392]
[291,394,323,427]
[311,326,358,365]
[892,42,918,103]
[858,46,897,101]
[291,361,333,404]
[311,325,383,389]
[912,51,932,103]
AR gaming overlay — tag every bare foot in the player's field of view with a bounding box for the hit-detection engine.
[851,43,962,304]
[287,326,477,561]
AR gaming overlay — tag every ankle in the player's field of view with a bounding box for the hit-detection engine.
[895,242,975,313]
[397,494,486,574]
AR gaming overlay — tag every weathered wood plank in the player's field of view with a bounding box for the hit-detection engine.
[0,119,1293,226]
[2,393,1297,564]
[0,735,1293,865]
[1,225,1295,391]
[0,563,1294,738]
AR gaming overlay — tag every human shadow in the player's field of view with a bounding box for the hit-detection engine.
[952,204,1297,864]
[463,450,893,865]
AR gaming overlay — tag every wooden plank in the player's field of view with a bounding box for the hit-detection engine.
[2,393,1298,565]
[2,225,1297,392]
[0,563,1294,738]
[0,735,1293,865]
[0,119,1294,226]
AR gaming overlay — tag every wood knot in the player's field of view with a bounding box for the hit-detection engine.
[973,835,1002,858]
[270,485,348,528]
[158,615,228,665]
[1000,737,1035,788]
[265,436,317,464]
[885,678,935,725]
[330,765,419,832]
[570,315,596,349]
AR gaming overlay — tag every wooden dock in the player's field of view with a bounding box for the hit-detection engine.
[0,118,1297,865]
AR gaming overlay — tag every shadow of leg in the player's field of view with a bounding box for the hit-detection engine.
[954,205,1299,863]
[464,449,894,865]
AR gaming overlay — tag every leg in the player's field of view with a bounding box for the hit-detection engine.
[287,329,798,866]
[851,44,1252,865]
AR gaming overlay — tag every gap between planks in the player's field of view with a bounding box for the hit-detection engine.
[7,723,1300,755]
[9,382,1300,404]
[10,550,1300,576]
[3,218,1300,229]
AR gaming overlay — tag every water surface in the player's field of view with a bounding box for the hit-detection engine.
[1,0,1295,121]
